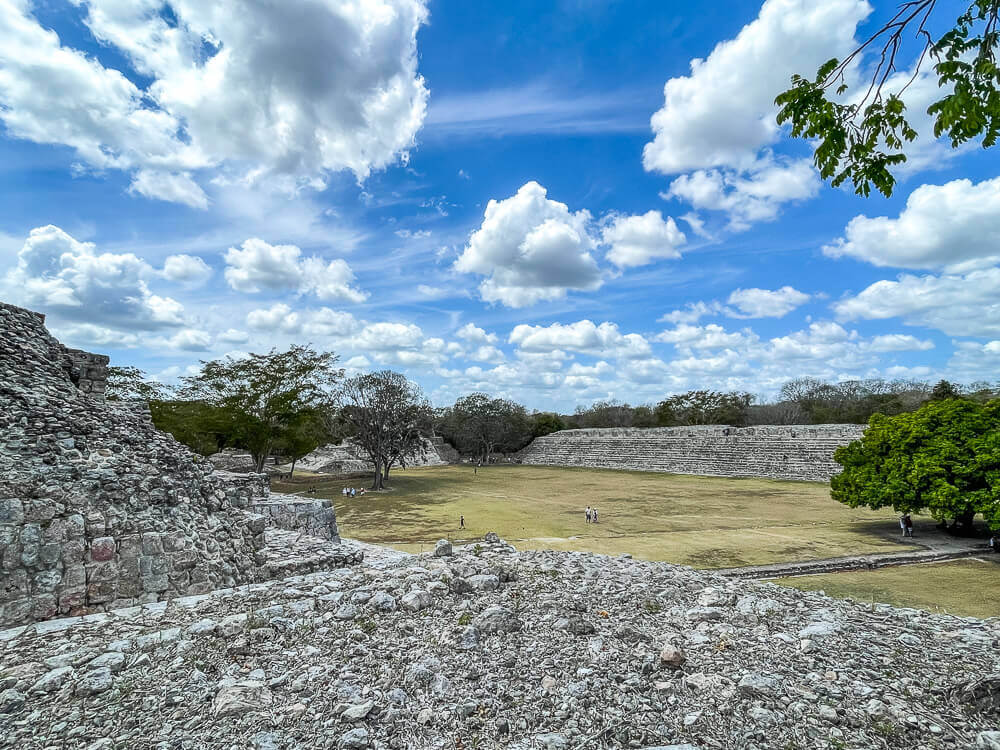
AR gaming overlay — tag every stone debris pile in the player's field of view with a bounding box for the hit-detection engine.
[2,534,999,749]
[0,302,357,628]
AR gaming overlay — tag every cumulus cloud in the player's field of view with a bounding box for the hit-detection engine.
[727,286,810,318]
[454,181,603,307]
[455,323,499,345]
[658,301,724,325]
[824,177,1000,271]
[509,320,651,359]
[865,334,934,352]
[161,254,212,285]
[642,0,868,228]
[656,323,755,349]
[1,224,186,330]
[832,268,1000,338]
[129,170,209,209]
[602,210,685,268]
[643,0,870,174]
[666,156,820,230]
[0,0,429,204]
[224,238,367,303]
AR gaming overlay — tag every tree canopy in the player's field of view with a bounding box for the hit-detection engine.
[776,1,1000,197]
[438,393,532,462]
[338,370,432,490]
[105,366,167,402]
[831,398,1000,532]
[654,390,754,427]
[178,346,342,473]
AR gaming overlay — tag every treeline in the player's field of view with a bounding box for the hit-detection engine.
[108,347,999,490]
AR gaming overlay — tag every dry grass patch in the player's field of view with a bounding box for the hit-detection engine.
[273,464,914,568]
[774,558,1000,618]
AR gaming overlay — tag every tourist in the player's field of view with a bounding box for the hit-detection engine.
[904,514,914,537]
[990,535,998,552]
[592,507,598,523]
[899,515,907,537]
[350,487,356,498]
[585,506,592,523]
[460,515,465,529]
[342,487,348,497]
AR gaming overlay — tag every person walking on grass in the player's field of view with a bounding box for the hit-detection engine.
[904,513,914,537]
[899,515,907,538]
[460,515,465,529]
[592,507,598,524]
[585,506,592,523]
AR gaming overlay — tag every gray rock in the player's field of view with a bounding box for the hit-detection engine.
[338,727,369,749]
[401,590,433,612]
[977,731,1000,750]
[738,672,780,697]
[370,592,396,612]
[342,700,374,721]
[473,606,521,634]
[75,667,113,696]
[30,666,74,694]
[0,688,25,714]
[213,681,273,718]
[434,539,453,557]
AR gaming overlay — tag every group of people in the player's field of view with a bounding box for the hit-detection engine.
[899,513,914,537]
[342,486,366,498]
[585,505,599,523]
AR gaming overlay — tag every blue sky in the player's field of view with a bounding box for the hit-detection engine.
[2,0,999,411]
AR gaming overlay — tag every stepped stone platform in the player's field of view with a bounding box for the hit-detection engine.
[0,301,359,628]
[517,425,866,482]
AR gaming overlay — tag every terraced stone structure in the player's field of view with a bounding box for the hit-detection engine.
[518,425,866,482]
[0,302,356,628]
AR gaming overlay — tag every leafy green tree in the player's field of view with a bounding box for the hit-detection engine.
[831,398,1000,533]
[272,408,331,477]
[106,366,168,402]
[530,412,567,437]
[150,399,235,456]
[442,393,532,462]
[655,390,755,427]
[776,1,1000,197]
[179,346,342,473]
[338,370,432,490]
[931,379,961,400]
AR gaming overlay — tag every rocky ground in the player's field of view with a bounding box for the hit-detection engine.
[2,536,1000,750]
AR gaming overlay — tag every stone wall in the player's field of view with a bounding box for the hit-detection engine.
[0,301,349,628]
[252,496,341,542]
[516,424,866,482]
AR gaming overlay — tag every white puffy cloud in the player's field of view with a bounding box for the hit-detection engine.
[455,322,499,345]
[224,238,367,303]
[161,254,212,285]
[727,286,810,318]
[658,301,724,325]
[643,0,870,174]
[218,328,249,344]
[454,181,603,307]
[832,268,1000,338]
[602,210,685,268]
[163,328,213,351]
[824,177,1000,271]
[0,0,428,203]
[246,303,301,333]
[129,170,209,209]
[509,320,651,359]
[656,323,755,350]
[666,156,820,230]
[1,224,186,330]
[866,334,934,352]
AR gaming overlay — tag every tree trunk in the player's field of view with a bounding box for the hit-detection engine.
[952,508,976,535]
[253,452,266,473]
[383,463,391,482]
[371,458,384,491]
[289,457,297,479]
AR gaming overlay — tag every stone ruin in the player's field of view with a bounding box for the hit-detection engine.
[517,424,867,482]
[0,302,361,628]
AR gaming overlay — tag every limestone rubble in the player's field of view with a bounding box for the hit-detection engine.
[1,537,999,749]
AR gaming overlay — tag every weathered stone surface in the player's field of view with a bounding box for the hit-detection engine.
[516,425,865,482]
[0,301,359,627]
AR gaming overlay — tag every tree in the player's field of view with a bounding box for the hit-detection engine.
[655,391,755,427]
[443,393,532,463]
[776,1,1000,197]
[272,408,330,478]
[338,371,431,490]
[106,366,167,402]
[531,412,566,438]
[150,399,234,456]
[831,398,1000,534]
[931,379,960,400]
[179,346,342,473]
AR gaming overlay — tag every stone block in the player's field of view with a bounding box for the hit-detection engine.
[90,537,116,562]
[141,533,164,556]
[0,499,25,525]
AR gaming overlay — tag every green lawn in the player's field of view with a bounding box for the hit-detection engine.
[775,559,1000,618]
[272,464,915,569]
